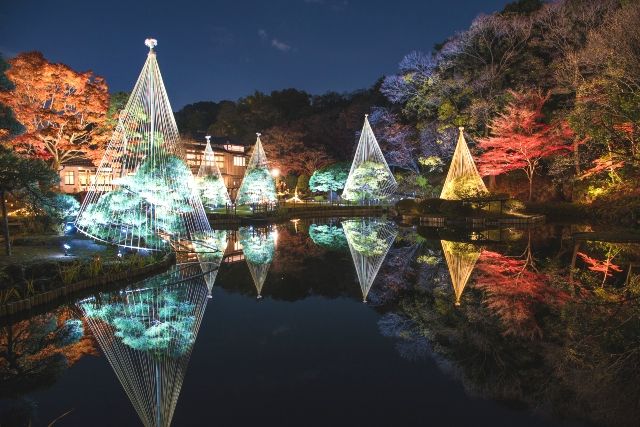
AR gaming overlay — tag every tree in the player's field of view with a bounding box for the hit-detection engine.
[199,175,229,208]
[0,54,24,142]
[0,146,59,255]
[0,308,95,398]
[76,154,196,249]
[0,52,109,170]
[262,125,332,176]
[343,161,394,201]
[309,162,349,193]
[476,90,573,200]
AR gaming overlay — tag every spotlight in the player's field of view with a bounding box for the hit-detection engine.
[63,243,71,256]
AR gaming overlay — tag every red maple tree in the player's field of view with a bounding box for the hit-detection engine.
[476,90,575,201]
[577,251,623,286]
[0,52,110,170]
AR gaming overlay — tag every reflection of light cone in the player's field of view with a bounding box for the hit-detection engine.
[239,227,275,298]
[441,240,482,306]
[77,263,209,427]
[75,40,210,251]
[193,230,227,297]
[247,261,271,298]
[343,218,397,301]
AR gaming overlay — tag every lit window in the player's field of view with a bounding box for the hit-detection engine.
[64,171,75,185]
[79,173,88,186]
[215,154,225,169]
[233,156,246,167]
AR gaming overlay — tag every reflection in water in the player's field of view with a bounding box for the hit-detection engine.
[4,221,640,427]
[77,263,210,427]
[308,223,348,252]
[238,227,276,299]
[440,240,482,306]
[192,230,228,297]
[342,218,397,302]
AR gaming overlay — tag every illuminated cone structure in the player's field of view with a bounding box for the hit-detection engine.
[441,240,482,306]
[343,218,397,302]
[197,137,231,209]
[236,134,277,205]
[342,115,397,201]
[77,263,210,427]
[75,39,211,251]
[193,230,228,297]
[239,227,275,298]
[440,127,488,200]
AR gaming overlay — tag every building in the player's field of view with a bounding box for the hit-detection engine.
[182,136,250,199]
[58,136,251,197]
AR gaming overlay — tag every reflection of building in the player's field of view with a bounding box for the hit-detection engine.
[183,137,250,200]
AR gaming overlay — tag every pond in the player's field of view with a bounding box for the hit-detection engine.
[1,217,638,427]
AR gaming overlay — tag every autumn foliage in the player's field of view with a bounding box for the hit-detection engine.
[474,249,570,339]
[0,52,110,170]
[475,90,575,201]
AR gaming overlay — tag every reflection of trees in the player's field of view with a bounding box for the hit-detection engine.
[77,264,209,427]
[0,308,95,398]
[378,233,640,427]
[308,224,348,252]
[272,227,322,276]
[475,249,569,339]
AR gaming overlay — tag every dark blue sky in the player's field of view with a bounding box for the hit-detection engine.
[1,0,512,109]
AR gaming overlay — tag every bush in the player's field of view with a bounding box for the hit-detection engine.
[396,198,419,215]
[296,174,309,193]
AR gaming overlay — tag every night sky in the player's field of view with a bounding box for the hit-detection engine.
[1,0,512,109]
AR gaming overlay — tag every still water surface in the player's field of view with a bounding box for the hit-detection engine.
[1,218,638,427]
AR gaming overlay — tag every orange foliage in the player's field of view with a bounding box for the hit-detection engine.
[0,52,110,170]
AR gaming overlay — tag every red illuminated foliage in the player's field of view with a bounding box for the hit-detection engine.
[0,52,110,170]
[476,90,575,200]
[576,251,623,285]
[474,249,570,339]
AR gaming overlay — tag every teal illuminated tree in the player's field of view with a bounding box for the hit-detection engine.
[309,162,349,194]
[239,226,276,298]
[308,223,348,252]
[75,39,211,251]
[78,262,210,427]
[236,133,277,205]
[197,137,231,209]
[342,116,397,201]
[342,218,397,302]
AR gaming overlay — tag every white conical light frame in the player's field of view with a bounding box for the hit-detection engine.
[75,40,211,251]
[440,127,488,200]
[235,133,277,205]
[197,138,232,209]
[342,218,397,302]
[342,115,397,201]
